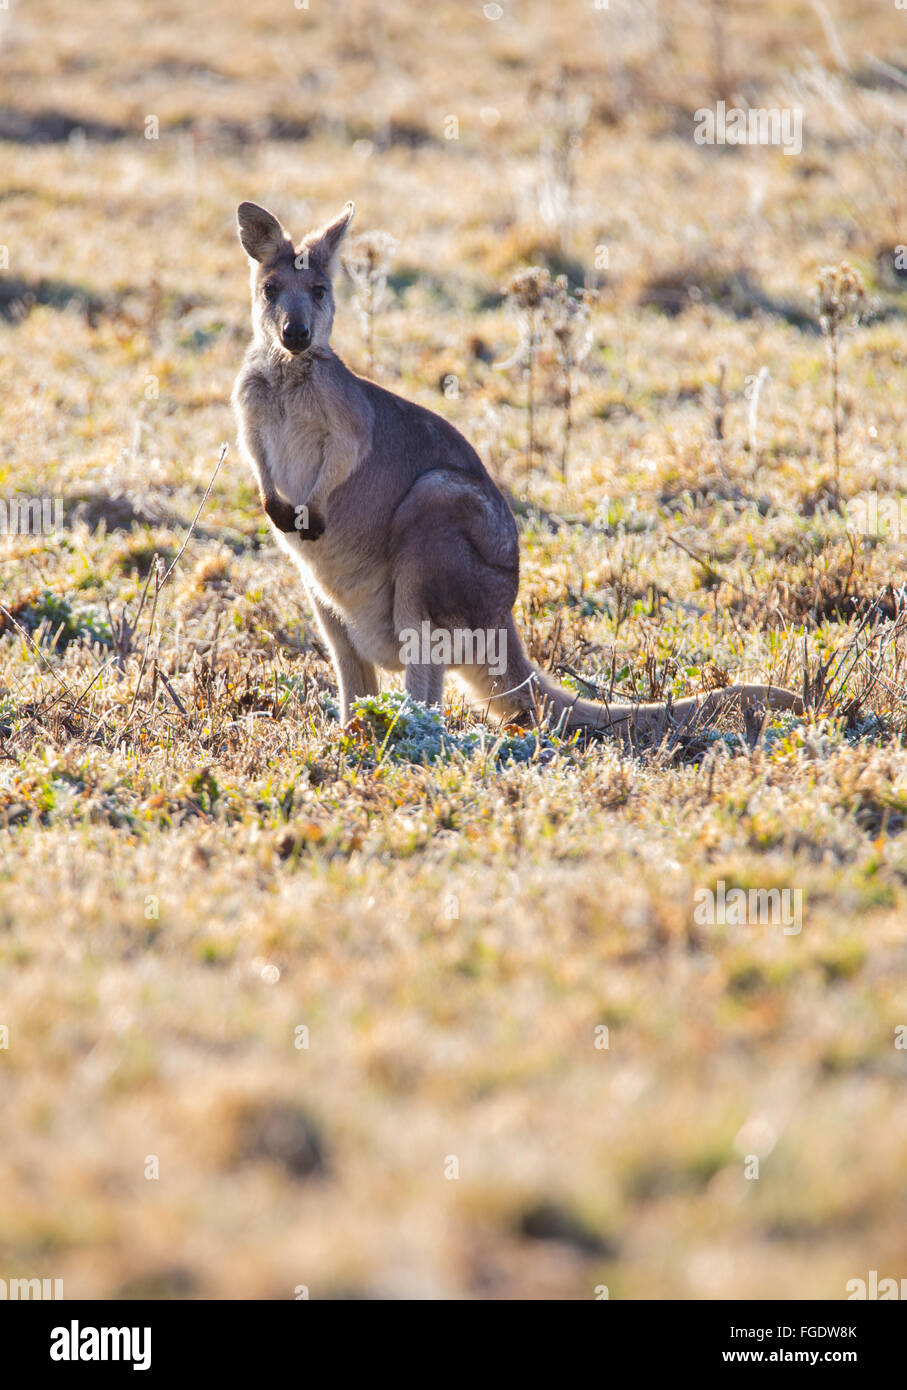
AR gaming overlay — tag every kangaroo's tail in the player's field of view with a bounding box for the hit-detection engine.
[459,618,804,741]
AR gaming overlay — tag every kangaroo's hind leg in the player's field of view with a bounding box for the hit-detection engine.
[392,476,519,715]
[308,592,379,722]
[404,660,445,707]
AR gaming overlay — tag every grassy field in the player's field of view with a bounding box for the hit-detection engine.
[1,0,907,1300]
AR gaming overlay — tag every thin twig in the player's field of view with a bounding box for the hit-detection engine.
[161,443,228,589]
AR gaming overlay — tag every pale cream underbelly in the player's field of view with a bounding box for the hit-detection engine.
[275,531,402,669]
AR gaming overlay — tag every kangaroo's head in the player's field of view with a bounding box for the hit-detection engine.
[236,201,354,358]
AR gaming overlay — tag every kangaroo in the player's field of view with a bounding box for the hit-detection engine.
[232,200,803,742]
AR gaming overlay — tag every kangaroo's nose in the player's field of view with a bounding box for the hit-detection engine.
[281,321,311,352]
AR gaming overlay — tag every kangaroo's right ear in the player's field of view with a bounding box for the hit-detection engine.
[236,202,291,264]
[304,202,355,274]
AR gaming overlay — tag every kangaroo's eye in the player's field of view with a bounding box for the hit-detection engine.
[312,286,327,303]
[263,282,278,302]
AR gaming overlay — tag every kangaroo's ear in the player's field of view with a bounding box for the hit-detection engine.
[304,202,355,274]
[237,202,291,264]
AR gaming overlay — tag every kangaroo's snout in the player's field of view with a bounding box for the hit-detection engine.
[280,320,311,353]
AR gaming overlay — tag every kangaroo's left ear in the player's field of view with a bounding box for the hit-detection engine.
[302,202,355,275]
[237,202,292,264]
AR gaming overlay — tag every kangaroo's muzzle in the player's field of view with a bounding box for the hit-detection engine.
[280,321,311,353]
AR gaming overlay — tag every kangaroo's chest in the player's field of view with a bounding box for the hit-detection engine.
[240,360,394,659]
[261,401,327,504]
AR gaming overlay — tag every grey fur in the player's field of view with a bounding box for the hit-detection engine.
[233,202,803,740]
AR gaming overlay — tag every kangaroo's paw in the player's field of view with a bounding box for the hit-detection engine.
[263,495,300,533]
[297,508,325,540]
[263,495,325,539]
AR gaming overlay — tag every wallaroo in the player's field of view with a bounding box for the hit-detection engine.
[232,201,803,741]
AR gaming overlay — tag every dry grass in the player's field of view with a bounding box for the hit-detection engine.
[2,0,907,1299]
